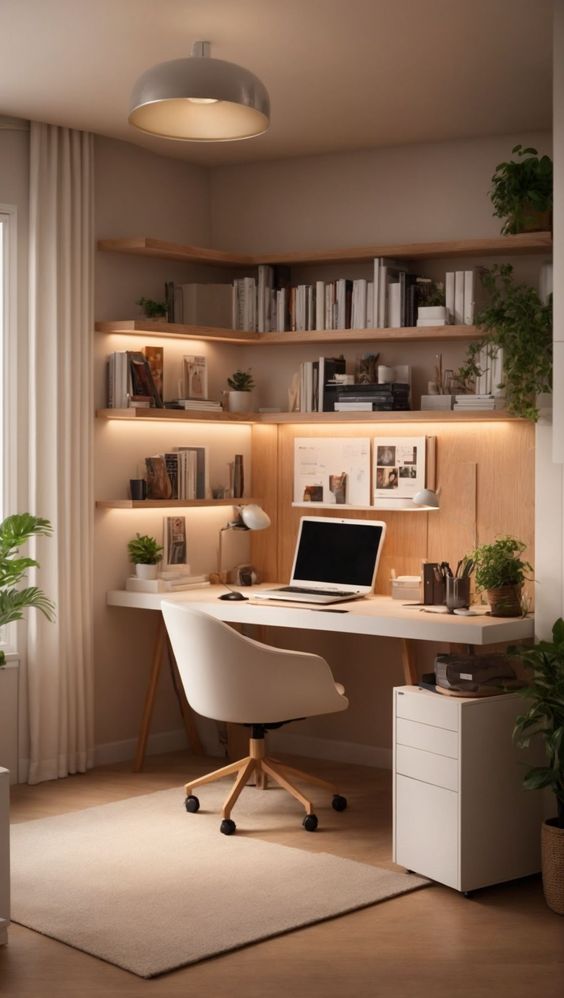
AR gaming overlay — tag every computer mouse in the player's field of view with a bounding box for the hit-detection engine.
[218,591,249,601]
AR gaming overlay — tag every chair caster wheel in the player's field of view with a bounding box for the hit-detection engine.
[332,794,347,812]
[185,795,200,813]
[220,818,236,835]
[303,814,318,832]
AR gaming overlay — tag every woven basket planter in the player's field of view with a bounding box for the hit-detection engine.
[541,819,564,915]
[487,584,522,617]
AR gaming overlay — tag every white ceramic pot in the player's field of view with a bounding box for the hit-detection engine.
[417,305,448,322]
[135,563,158,580]
[228,391,253,413]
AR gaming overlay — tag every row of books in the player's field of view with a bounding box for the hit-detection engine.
[443,269,483,327]
[145,447,209,501]
[295,356,412,413]
[107,349,164,408]
[330,383,411,413]
[126,573,210,594]
[453,395,506,411]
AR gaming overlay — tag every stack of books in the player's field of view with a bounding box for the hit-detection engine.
[453,394,506,411]
[125,573,210,594]
[420,394,454,411]
[166,399,223,413]
[330,383,411,412]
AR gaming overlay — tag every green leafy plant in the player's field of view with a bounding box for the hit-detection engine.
[512,618,564,826]
[457,264,552,421]
[0,513,55,667]
[470,535,532,593]
[418,280,445,308]
[227,369,255,392]
[490,144,553,235]
[127,533,163,565]
[136,297,168,319]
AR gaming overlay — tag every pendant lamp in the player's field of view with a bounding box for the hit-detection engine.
[128,41,270,142]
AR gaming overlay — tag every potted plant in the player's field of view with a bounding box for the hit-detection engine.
[458,264,552,421]
[512,618,564,914]
[226,369,255,413]
[490,144,553,235]
[469,534,532,617]
[127,533,163,580]
[416,280,448,325]
[136,297,168,320]
[0,513,55,666]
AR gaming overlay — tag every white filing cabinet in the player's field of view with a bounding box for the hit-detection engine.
[0,662,19,784]
[0,767,9,944]
[393,686,543,894]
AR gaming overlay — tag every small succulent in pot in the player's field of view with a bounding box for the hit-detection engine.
[227,369,255,392]
[136,297,168,319]
[127,533,163,579]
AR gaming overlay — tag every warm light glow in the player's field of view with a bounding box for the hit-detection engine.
[187,97,219,104]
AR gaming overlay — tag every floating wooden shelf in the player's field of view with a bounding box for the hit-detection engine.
[96,408,522,424]
[96,497,260,509]
[96,320,481,345]
[96,408,256,422]
[97,232,552,268]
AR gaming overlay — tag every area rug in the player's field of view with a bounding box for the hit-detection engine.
[10,784,428,978]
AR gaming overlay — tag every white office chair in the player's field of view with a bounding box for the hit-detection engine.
[161,602,349,835]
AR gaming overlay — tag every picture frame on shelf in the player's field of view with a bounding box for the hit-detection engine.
[162,515,189,570]
[183,355,208,401]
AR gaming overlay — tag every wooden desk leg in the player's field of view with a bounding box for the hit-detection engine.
[400,638,419,685]
[134,617,166,772]
[165,635,204,756]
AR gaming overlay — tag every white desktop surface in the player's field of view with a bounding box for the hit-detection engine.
[106,584,534,646]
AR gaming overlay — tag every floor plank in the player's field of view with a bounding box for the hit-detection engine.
[1,750,563,998]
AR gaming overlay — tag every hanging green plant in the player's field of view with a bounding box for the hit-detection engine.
[455,264,552,421]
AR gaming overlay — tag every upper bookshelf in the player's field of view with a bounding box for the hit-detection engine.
[97,232,552,269]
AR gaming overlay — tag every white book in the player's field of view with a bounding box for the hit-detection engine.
[416,317,447,327]
[125,577,210,593]
[372,258,381,328]
[454,271,465,324]
[334,402,373,411]
[445,272,455,324]
[352,279,367,329]
[463,270,475,325]
[315,281,325,331]
[366,282,374,328]
[389,282,402,328]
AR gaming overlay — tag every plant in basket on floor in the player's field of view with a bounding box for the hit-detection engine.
[512,618,564,914]
[469,535,532,617]
[127,533,163,581]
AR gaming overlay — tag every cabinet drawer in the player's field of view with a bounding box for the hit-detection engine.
[395,690,458,731]
[395,774,459,889]
[396,744,459,792]
[396,717,458,758]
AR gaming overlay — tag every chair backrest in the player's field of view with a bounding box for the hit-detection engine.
[161,602,348,725]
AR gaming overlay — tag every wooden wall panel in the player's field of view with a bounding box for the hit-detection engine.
[249,420,535,598]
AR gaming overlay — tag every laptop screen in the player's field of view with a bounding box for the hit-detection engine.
[291,517,386,590]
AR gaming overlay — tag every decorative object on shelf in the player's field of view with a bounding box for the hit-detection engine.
[162,516,188,570]
[143,346,164,404]
[457,264,552,421]
[412,487,440,510]
[373,437,426,507]
[212,504,271,587]
[182,354,208,400]
[128,40,270,142]
[294,438,370,507]
[232,454,244,499]
[129,479,147,501]
[490,145,553,235]
[128,350,164,408]
[0,513,55,666]
[512,618,564,914]
[469,535,532,617]
[227,368,255,413]
[136,297,168,319]
[145,456,173,499]
[127,533,164,580]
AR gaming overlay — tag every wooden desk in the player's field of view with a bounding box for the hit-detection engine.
[106,585,534,770]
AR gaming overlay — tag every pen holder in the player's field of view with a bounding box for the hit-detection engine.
[445,576,470,613]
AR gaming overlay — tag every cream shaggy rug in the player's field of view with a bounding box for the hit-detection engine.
[10,784,428,977]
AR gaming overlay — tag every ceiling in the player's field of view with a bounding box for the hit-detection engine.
[0,0,553,166]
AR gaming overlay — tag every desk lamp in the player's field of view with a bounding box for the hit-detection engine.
[216,504,271,600]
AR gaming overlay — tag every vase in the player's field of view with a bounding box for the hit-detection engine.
[135,563,158,580]
[541,818,564,915]
[228,391,253,413]
[233,454,244,499]
[486,584,523,617]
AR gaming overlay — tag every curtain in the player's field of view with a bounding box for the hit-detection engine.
[27,123,95,783]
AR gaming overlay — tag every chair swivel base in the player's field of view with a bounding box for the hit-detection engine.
[183,737,347,834]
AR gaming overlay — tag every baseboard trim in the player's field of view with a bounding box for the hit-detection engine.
[267,730,392,770]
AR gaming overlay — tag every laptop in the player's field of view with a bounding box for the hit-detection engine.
[253,516,387,605]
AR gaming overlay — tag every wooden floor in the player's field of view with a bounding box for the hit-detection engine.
[1,749,563,998]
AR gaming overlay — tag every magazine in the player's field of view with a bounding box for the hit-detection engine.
[373,437,426,502]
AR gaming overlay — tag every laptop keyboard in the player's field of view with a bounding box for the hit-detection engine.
[278,586,357,597]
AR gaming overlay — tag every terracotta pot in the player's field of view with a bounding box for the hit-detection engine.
[514,205,552,234]
[541,819,564,915]
[486,584,522,617]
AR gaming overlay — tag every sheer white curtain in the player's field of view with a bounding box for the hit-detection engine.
[27,122,95,783]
